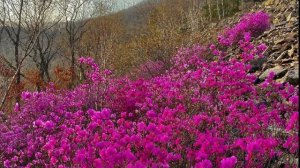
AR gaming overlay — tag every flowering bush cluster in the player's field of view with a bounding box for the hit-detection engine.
[133,60,165,79]
[0,12,298,168]
[218,11,270,46]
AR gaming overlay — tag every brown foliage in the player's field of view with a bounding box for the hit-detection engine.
[53,66,73,89]
[0,56,15,77]
[23,69,46,91]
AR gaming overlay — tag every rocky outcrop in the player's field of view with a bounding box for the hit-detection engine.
[219,0,298,86]
[196,0,298,86]
[252,0,299,85]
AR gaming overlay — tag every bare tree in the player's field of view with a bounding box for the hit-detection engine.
[0,0,26,101]
[0,33,39,113]
[58,0,113,85]
[58,0,92,85]
[31,26,61,87]
[0,0,53,112]
[80,13,123,70]
[27,0,62,90]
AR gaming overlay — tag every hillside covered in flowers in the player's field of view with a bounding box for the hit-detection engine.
[0,9,299,168]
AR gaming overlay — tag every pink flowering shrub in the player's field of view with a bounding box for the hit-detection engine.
[218,11,270,46]
[133,60,165,79]
[0,12,298,167]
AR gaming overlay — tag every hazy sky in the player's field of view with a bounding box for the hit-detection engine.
[113,0,144,11]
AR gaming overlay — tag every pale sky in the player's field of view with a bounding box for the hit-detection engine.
[113,0,144,11]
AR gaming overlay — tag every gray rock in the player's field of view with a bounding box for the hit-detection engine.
[285,68,299,85]
[259,66,288,81]
[249,57,267,73]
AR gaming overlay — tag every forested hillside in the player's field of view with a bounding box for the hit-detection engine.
[0,0,298,167]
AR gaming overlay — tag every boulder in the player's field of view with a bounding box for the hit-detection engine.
[285,68,299,85]
[259,66,288,81]
[249,57,267,73]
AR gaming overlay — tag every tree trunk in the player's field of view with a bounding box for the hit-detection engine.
[221,0,225,18]
[15,43,21,102]
[216,0,221,20]
[208,3,212,22]
[45,64,51,82]
[70,44,76,87]
[14,0,24,103]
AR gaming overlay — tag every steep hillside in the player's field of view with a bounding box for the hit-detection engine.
[0,0,298,85]
[196,0,298,86]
